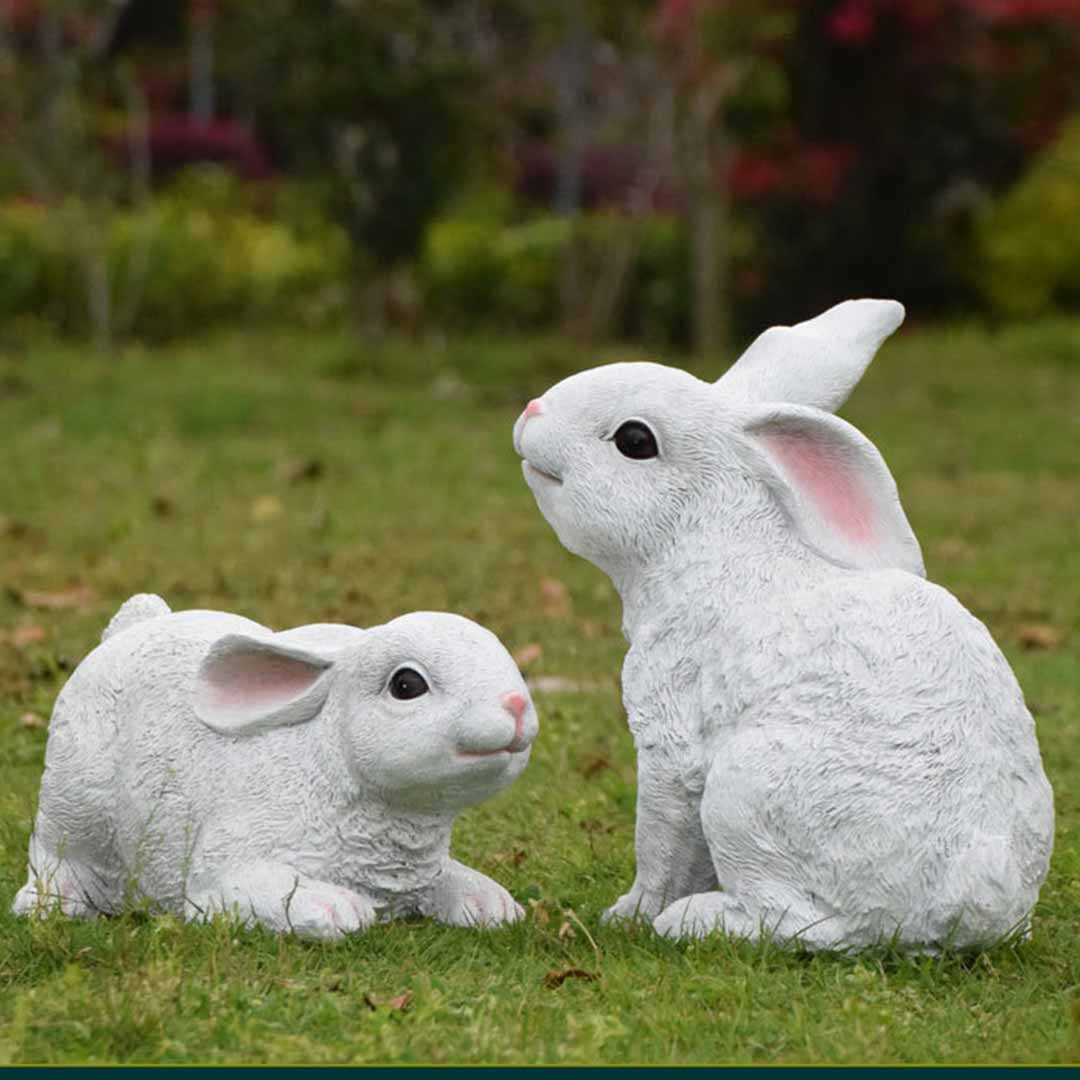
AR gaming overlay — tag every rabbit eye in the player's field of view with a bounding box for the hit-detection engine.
[614,420,659,460]
[389,667,429,700]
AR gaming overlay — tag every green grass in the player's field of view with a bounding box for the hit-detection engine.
[0,319,1078,1065]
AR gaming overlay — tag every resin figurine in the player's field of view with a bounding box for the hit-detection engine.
[513,298,1053,951]
[13,594,537,939]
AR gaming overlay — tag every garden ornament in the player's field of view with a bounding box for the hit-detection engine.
[513,298,1054,951]
[13,595,537,939]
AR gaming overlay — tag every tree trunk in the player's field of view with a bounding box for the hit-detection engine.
[554,0,588,332]
[687,88,729,360]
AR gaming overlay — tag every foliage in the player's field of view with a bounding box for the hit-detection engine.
[0,320,1078,1062]
[727,0,1080,325]
[0,168,348,340]
[218,0,473,273]
[975,116,1080,318]
[421,210,700,345]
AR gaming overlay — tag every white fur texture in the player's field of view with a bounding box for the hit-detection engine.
[13,596,538,939]
[513,298,1054,951]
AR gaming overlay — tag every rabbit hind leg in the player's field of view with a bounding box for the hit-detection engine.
[652,887,846,948]
[672,728,867,950]
[12,845,113,919]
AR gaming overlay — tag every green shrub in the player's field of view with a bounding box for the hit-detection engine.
[0,202,51,323]
[420,210,691,344]
[0,167,350,341]
[422,218,508,327]
[975,117,1080,320]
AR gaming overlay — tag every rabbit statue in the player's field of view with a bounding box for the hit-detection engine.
[513,299,1054,951]
[12,594,538,939]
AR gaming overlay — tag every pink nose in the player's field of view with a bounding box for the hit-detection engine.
[523,399,543,419]
[502,691,528,722]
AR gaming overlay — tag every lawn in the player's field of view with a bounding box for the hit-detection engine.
[0,318,1078,1065]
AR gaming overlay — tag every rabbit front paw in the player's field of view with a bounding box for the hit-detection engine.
[186,864,377,940]
[602,884,669,924]
[279,881,378,940]
[425,860,524,928]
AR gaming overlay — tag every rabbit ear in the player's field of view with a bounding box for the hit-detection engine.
[741,403,925,576]
[715,299,904,412]
[194,633,335,736]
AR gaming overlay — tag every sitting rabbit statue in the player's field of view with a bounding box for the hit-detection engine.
[13,594,537,939]
[513,299,1054,951]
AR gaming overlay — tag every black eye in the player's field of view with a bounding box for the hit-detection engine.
[613,420,659,460]
[389,667,428,700]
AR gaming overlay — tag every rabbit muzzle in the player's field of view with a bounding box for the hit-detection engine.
[455,689,537,759]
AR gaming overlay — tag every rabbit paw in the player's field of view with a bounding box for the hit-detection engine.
[280,882,378,940]
[426,860,524,928]
[602,884,669,924]
[187,864,377,940]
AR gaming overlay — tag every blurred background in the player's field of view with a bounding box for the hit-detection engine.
[2,0,1080,355]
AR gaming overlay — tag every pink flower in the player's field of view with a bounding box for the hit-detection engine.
[827,0,877,42]
[728,153,786,197]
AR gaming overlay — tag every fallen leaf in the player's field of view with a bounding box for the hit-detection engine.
[20,712,46,730]
[387,992,412,1011]
[0,516,30,540]
[251,495,283,522]
[513,642,543,667]
[581,756,611,780]
[579,819,616,834]
[528,898,551,927]
[1018,624,1061,651]
[21,585,97,610]
[543,968,598,989]
[277,458,324,484]
[539,577,571,618]
[4,625,47,647]
[557,921,576,942]
[491,849,527,868]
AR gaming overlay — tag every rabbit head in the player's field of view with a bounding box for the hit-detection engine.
[194,612,538,812]
[513,299,924,582]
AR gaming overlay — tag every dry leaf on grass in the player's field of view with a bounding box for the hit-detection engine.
[0,625,47,647]
[513,642,543,667]
[539,577,571,618]
[277,458,324,484]
[251,495,283,522]
[20,585,97,610]
[543,968,598,989]
[528,898,551,927]
[580,756,611,780]
[557,921,576,942]
[20,712,46,730]
[579,819,617,835]
[363,991,412,1012]
[1017,624,1061,651]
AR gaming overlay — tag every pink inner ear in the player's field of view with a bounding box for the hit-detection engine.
[761,431,876,547]
[205,650,323,712]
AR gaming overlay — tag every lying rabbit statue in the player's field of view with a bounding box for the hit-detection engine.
[13,594,537,939]
[513,299,1054,951]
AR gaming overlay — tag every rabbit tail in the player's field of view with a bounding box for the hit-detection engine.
[101,593,171,642]
[931,836,1042,949]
